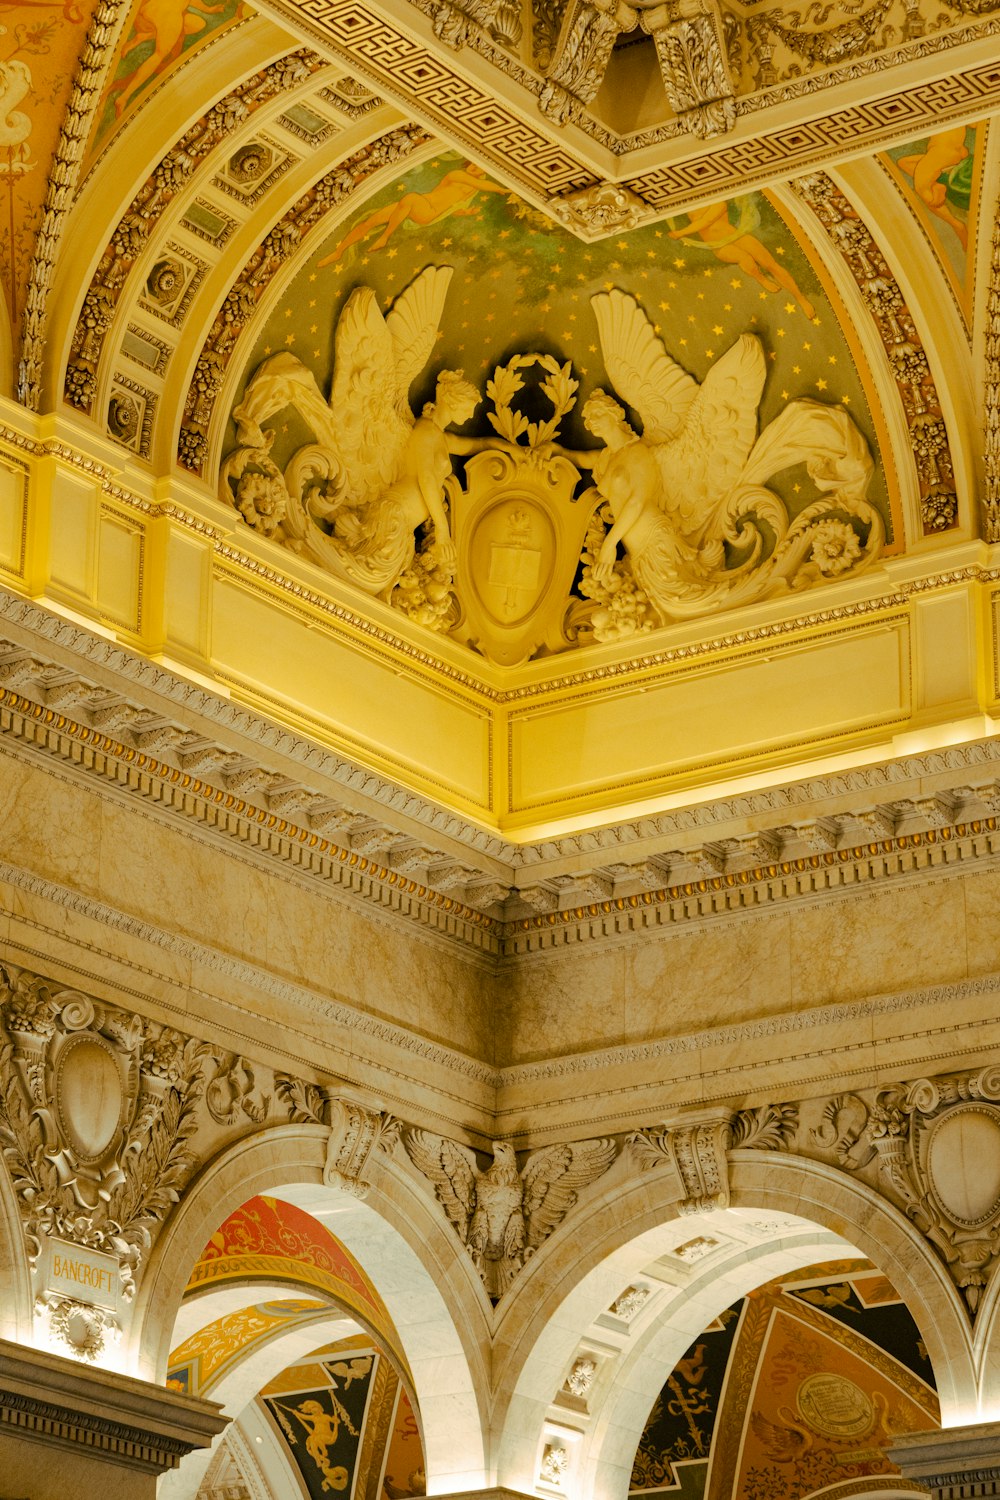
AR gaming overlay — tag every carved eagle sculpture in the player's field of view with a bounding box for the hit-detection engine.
[405,1132,616,1299]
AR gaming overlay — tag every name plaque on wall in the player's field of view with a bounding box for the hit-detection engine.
[37,1234,122,1312]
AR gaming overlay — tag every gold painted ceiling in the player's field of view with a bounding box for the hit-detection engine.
[0,0,996,839]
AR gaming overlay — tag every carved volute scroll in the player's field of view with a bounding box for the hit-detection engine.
[628,1107,734,1212]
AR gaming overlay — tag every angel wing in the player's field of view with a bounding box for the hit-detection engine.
[591,289,698,442]
[324,266,455,507]
[657,334,766,532]
[385,265,454,412]
[404,1127,479,1242]
[522,1138,617,1251]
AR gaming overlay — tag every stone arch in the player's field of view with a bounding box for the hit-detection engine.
[0,1149,30,1342]
[494,1151,972,1500]
[133,1124,491,1493]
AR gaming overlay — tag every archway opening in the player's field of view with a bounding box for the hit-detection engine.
[626,1251,938,1500]
[159,1192,427,1500]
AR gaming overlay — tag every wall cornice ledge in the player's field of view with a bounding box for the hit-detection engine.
[0,1339,226,1474]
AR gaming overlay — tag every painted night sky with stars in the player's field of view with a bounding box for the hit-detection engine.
[233,150,895,535]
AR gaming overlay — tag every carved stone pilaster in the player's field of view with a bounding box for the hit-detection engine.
[889,1420,1000,1498]
[541,0,637,121]
[638,0,737,137]
[323,1093,401,1198]
[628,1107,733,1212]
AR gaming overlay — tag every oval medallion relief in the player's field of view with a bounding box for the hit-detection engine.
[54,1035,125,1163]
[927,1105,1000,1229]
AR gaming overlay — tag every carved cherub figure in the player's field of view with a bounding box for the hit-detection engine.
[226,267,486,599]
[405,1132,616,1299]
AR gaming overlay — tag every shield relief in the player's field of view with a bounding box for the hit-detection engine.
[447,449,598,666]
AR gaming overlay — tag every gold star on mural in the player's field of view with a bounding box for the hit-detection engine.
[673,257,685,269]
[309,299,316,308]
[313,348,319,358]
[816,378,827,390]
[284,333,295,345]
[777,328,785,337]
[828,355,838,364]
[781,389,789,399]
[679,337,688,345]
[776,247,785,256]
[610,260,621,270]
[589,344,597,353]
[792,364,801,373]
[712,324,723,335]
[793,482,801,492]
[310,324,317,333]
[284,308,292,318]
[697,291,705,300]
[803,341,812,350]
[706,349,715,358]
[730,278,742,288]
[842,395,851,404]
[784,302,795,313]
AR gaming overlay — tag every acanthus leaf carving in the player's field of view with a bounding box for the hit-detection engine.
[0,966,210,1303]
[403,1131,617,1298]
[729,1102,798,1151]
[541,0,636,121]
[639,0,738,138]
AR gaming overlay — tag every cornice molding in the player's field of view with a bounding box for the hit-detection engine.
[4,589,1000,958]
[0,1339,226,1474]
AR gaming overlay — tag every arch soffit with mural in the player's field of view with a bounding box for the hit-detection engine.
[134,1124,491,1491]
[490,1152,976,1497]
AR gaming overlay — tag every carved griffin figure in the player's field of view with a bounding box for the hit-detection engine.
[405,1131,616,1298]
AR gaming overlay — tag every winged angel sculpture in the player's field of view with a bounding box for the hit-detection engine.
[221,267,483,620]
[405,1131,616,1299]
[570,291,882,636]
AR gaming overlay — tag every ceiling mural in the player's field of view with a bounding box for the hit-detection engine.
[184,1194,409,1373]
[0,0,102,339]
[220,151,900,664]
[260,1336,416,1500]
[166,1295,330,1394]
[878,122,987,332]
[83,0,253,163]
[630,1259,939,1500]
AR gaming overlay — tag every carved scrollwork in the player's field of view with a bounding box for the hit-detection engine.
[0,966,208,1301]
[628,1111,732,1212]
[730,1102,798,1151]
[324,1096,401,1198]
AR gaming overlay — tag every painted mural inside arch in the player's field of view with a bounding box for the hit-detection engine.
[629,1259,938,1500]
